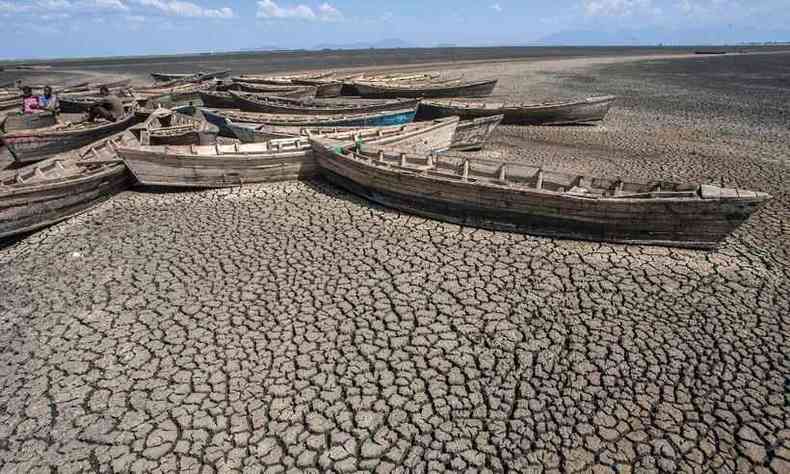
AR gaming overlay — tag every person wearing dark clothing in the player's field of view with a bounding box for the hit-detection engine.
[87,86,124,122]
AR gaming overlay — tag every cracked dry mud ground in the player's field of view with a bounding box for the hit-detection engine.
[1,53,789,473]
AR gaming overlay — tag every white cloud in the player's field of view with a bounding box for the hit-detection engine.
[491,3,502,12]
[0,1,30,13]
[134,0,233,18]
[583,0,652,16]
[83,0,128,10]
[257,0,342,21]
[318,2,342,20]
[1,0,128,13]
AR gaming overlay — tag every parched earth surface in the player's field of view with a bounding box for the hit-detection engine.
[0,52,788,473]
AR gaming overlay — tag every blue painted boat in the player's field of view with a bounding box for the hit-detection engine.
[200,107,417,138]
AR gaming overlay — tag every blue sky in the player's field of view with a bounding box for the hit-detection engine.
[1,0,789,59]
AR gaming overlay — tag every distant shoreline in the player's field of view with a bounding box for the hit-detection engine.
[2,44,790,66]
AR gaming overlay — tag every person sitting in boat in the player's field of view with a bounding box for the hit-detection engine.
[22,86,40,114]
[38,86,59,113]
[87,86,124,122]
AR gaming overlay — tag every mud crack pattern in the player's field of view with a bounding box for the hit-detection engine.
[1,53,789,473]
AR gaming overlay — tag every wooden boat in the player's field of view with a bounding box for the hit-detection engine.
[197,90,239,109]
[451,115,503,151]
[2,112,58,133]
[230,72,334,85]
[291,78,343,98]
[141,89,205,111]
[118,117,458,188]
[135,109,218,146]
[228,82,317,99]
[354,78,498,98]
[1,112,138,164]
[0,96,21,113]
[60,93,137,113]
[152,72,196,82]
[0,131,135,239]
[92,78,132,89]
[229,93,419,115]
[311,142,771,249]
[416,96,617,125]
[230,113,480,144]
[209,107,418,141]
[340,72,442,96]
[200,70,232,81]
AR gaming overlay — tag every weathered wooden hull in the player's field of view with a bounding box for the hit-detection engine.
[148,130,217,146]
[229,95,420,116]
[292,80,343,98]
[151,72,195,82]
[2,112,58,132]
[416,96,617,125]
[451,115,503,151]
[0,169,129,239]
[354,79,498,98]
[121,147,316,188]
[198,91,239,109]
[61,95,136,113]
[230,72,333,85]
[0,133,135,239]
[120,118,458,188]
[0,97,22,112]
[230,83,317,99]
[203,108,418,139]
[226,112,419,141]
[1,113,138,164]
[312,144,771,249]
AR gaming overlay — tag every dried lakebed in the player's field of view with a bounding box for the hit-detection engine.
[0,52,788,473]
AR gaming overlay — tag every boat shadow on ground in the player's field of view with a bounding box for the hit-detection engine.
[0,231,35,251]
[301,175,411,218]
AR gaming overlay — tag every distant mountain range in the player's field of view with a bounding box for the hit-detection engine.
[313,38,413,50]
[536,27,790,46]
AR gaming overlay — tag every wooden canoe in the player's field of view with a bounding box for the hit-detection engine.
[198,90,239,109]
[118,117,458,188]
[227,82,317,99]
[92,78,132,89]
[290,79,343,98]
[195,106,416,137]
[311,142,771,249]
[229,93,420,115]
[1,112,138,164]
[451,115,503,151]
[203,107,418,139]
[60,93,137,113]
[416,96,617,125]
[229,113,478,144]
[354,78,498,98]
[2,112,58,133]
[135,109,218,146]
[339,73,442,96]
[150,70,230,82]
[152,72,197,82]
[0,131,135,239]
[230,72,334,85]
[0,96,22,112]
